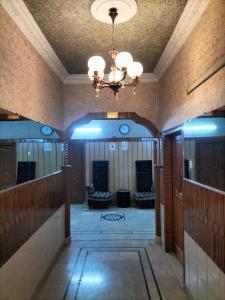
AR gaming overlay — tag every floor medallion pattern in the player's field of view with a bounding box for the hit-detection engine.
[101,213,125,221]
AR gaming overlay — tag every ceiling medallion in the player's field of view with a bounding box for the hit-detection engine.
[88,4,143,100]
[91,0,137,24]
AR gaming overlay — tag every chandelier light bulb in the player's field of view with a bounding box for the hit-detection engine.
[88,69,104,81]
[108,70,123,82]
[127,62,143,78]
[88,56,106,71]
[115,52,133,69]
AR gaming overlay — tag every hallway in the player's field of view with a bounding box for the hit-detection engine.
[34,206,188,300]
[0,0,225,299]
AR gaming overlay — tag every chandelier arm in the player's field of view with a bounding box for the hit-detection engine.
[123,77,140,87]
[121,69,127,81]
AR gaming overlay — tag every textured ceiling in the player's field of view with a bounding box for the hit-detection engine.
[24,0,188,74]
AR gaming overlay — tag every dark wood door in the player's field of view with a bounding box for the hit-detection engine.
[69,141,85,203]
[172,134,184,263]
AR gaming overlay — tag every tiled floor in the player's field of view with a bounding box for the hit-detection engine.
[70,204,156,240]
[34,205,190,300]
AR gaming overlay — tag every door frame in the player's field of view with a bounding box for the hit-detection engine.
[162,126,184,254]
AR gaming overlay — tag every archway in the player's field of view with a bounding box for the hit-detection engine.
[65,112,160,242]
[65,112,160,138]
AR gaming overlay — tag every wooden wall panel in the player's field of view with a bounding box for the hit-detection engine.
[85,140,154,204]
[154,165,162,237]
[69,141,85,203]
[184,179,225,273]
[163,135,174,252]
[0,171,63,267]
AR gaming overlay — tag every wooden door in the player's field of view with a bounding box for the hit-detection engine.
[0,144,17,189]
[172,134,184,263]
[69,141,85,203]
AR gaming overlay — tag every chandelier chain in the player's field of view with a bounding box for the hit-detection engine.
[112,21,115,50]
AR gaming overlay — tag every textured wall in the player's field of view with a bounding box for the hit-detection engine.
[63,82,159,131]
[159,0,225,131]
[0,6,63,130]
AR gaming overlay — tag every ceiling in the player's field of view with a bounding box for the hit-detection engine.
[23,0,188,74]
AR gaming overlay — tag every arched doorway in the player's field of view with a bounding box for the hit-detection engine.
[65,112,161,242]
[65,112,160,139]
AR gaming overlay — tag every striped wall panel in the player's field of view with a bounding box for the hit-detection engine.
[17,142,64,178]
[85,141,154,203]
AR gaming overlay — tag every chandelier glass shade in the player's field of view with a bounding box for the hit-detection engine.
[87,7,143,99]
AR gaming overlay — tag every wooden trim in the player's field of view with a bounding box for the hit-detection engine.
[160,168,164,204]
[66,112,160,138]
[70,137,155,143]
[163,135,174,252]
[186,55,225,94]
[0,171,64,267]
[163,125,183,136]
[0,170,62,192]
[184,178,225,196]
[154,165,162,237]
[62,165,72,241]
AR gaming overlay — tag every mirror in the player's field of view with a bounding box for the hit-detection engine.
[0,109,64,190]
[183,106,225,191]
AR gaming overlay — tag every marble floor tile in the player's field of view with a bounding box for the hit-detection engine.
[34,205,190,300]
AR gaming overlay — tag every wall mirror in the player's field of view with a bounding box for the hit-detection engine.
[0,108,64,190]
[183,106,225,191]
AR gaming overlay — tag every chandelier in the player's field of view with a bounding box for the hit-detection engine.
[87,7,143,100]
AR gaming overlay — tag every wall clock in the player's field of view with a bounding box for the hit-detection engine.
[40,125,54,136]
[119,124,130,135]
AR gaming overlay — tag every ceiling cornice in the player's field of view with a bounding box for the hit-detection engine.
[1,0,210,83]
[63,73,158,85]
[154,0,210,79]
[0,0,68,81]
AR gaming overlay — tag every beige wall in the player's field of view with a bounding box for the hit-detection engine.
[63,82,159,131]
[0,6,63,130]
[85,140,154,204]
[0,205,65,300]
[1,0,224,134]
[184,231,225,300]
[159,0,225,131]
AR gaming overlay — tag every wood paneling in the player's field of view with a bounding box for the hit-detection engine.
[69,141,85,203]
[172,134,184,263]
[160,168,164,204]
[154,165,162,237]
[163,135,174,252]
[85,140,154,204]
[184,179,225,273]
[0,171,63,267]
